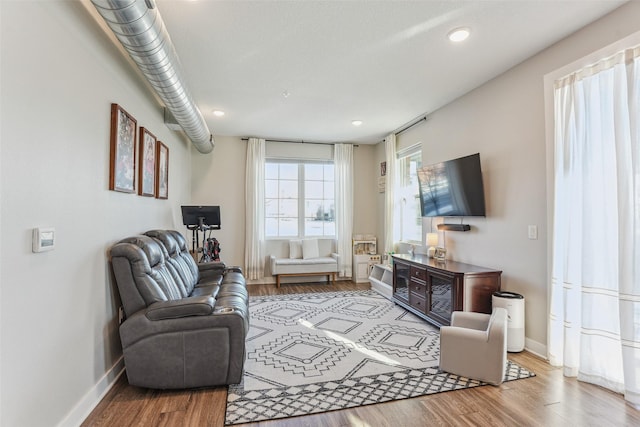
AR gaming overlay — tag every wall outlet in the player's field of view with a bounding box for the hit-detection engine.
[118,306,125,324]
[528,225,538,240]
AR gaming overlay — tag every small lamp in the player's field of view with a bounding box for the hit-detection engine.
[426,233,438,258]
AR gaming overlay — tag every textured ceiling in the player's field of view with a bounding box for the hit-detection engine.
[156,0,625,144]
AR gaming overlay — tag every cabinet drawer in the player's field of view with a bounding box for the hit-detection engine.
[409,292,427,313]
[410,280,427,296]
[410,266,426,281]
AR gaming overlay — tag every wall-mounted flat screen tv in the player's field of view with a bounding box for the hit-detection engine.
[417,153,486,217]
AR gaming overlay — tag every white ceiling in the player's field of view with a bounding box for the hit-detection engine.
[156,0,625,144]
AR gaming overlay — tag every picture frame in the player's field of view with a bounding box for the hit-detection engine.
[380,161,387,176]
[155,141,169,199]
[138,127,157,197]
[109,104,137,193]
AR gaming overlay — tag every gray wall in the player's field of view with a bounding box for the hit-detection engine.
[1,2,193,425]
[190,138,379,283]
[379,2,640,354]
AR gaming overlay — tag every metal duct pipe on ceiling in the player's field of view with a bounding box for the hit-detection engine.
[90,0,214,154]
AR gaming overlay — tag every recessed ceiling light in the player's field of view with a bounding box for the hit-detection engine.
[448,27,470,42]
[212,110,225,117]
[352,120,363,126]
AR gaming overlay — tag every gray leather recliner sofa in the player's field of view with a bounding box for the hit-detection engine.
[109,229,249,389]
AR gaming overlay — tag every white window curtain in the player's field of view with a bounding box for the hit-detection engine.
[550,46,640,408]
[383,134,398,254]
[334,143,353,278]
[244,138,266,280]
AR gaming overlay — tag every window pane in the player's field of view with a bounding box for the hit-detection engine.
[280,199,298,217]
[305,219,323,236]
[397,150,422,242]
[324,182,334,199]
[280,163,297,180]
[305,181,323,199]
[265,218,278,237]
[265,160,336,238]
[265,198,279,217]
[265,179,279,198]
[279,218,298,236]
[324,220,335,236]
[265,163,279,180]
[305,200,323,219]
[279,180,298,198]
[305,163,324,180]
[324,200,335,221]
[324,164,334,180]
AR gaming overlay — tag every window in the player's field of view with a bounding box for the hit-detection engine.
[396,147,422,242]
[265,161,335,238]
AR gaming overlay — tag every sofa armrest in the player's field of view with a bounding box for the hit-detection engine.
[450,311,490,331]
[225,266,243,274]
[270,255,277,274]
[145,296,215,320]
[198,261,226,273]
[330,253,340,261]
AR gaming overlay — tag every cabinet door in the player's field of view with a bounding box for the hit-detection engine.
[464,273,501,313]
[393,261,411,304]
[393,261,410,304]
[426,270,455,325]
[356,262,369,280]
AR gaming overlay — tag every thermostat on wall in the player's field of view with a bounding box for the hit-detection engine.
[32,227,55,253]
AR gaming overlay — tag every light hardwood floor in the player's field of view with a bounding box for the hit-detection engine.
[82,282,640,427]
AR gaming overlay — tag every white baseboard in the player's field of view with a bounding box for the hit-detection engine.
[57,356,125,427]
[524,338,547,359]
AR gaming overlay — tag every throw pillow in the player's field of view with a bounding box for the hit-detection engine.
[302,239,320,259]
[289,239,303,259]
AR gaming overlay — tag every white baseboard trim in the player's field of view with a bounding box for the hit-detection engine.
[57,356,125,427]
[524,338,547,359]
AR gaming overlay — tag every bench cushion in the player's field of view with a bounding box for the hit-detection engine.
[272,256,338,275]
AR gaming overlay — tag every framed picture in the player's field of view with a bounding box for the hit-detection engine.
[109,104,137,193]
[380,161,387,176]
[138,127,156,197]
[155,141,169,199]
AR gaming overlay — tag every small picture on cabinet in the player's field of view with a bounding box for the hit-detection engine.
[434,247,447,261]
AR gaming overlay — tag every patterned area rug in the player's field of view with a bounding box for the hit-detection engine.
[225,290,534,425]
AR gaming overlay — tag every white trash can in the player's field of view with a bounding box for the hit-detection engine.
[492,291,525,352]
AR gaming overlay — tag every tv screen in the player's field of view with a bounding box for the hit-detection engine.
[181,205,221,229]
[417,153,486,217]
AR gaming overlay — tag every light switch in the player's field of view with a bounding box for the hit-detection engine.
[528,225,538,240]
[32,227,55,252]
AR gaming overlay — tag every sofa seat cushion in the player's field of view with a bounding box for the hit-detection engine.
[190,284,220,298]
[196,274,223,287]
[273,256,338,274]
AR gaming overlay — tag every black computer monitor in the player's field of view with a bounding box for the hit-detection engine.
[181,205,221,230]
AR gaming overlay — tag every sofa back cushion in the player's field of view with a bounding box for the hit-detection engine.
[110,235,184,317]
[145,230,197,295]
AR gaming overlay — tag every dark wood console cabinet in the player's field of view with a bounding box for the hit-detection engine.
[391,254,501,327]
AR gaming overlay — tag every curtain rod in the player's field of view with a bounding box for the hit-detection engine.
[241,138,358,147]
[394,114,428,136]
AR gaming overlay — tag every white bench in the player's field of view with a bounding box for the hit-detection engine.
[268,238,339,288]
[270,254,339,288]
